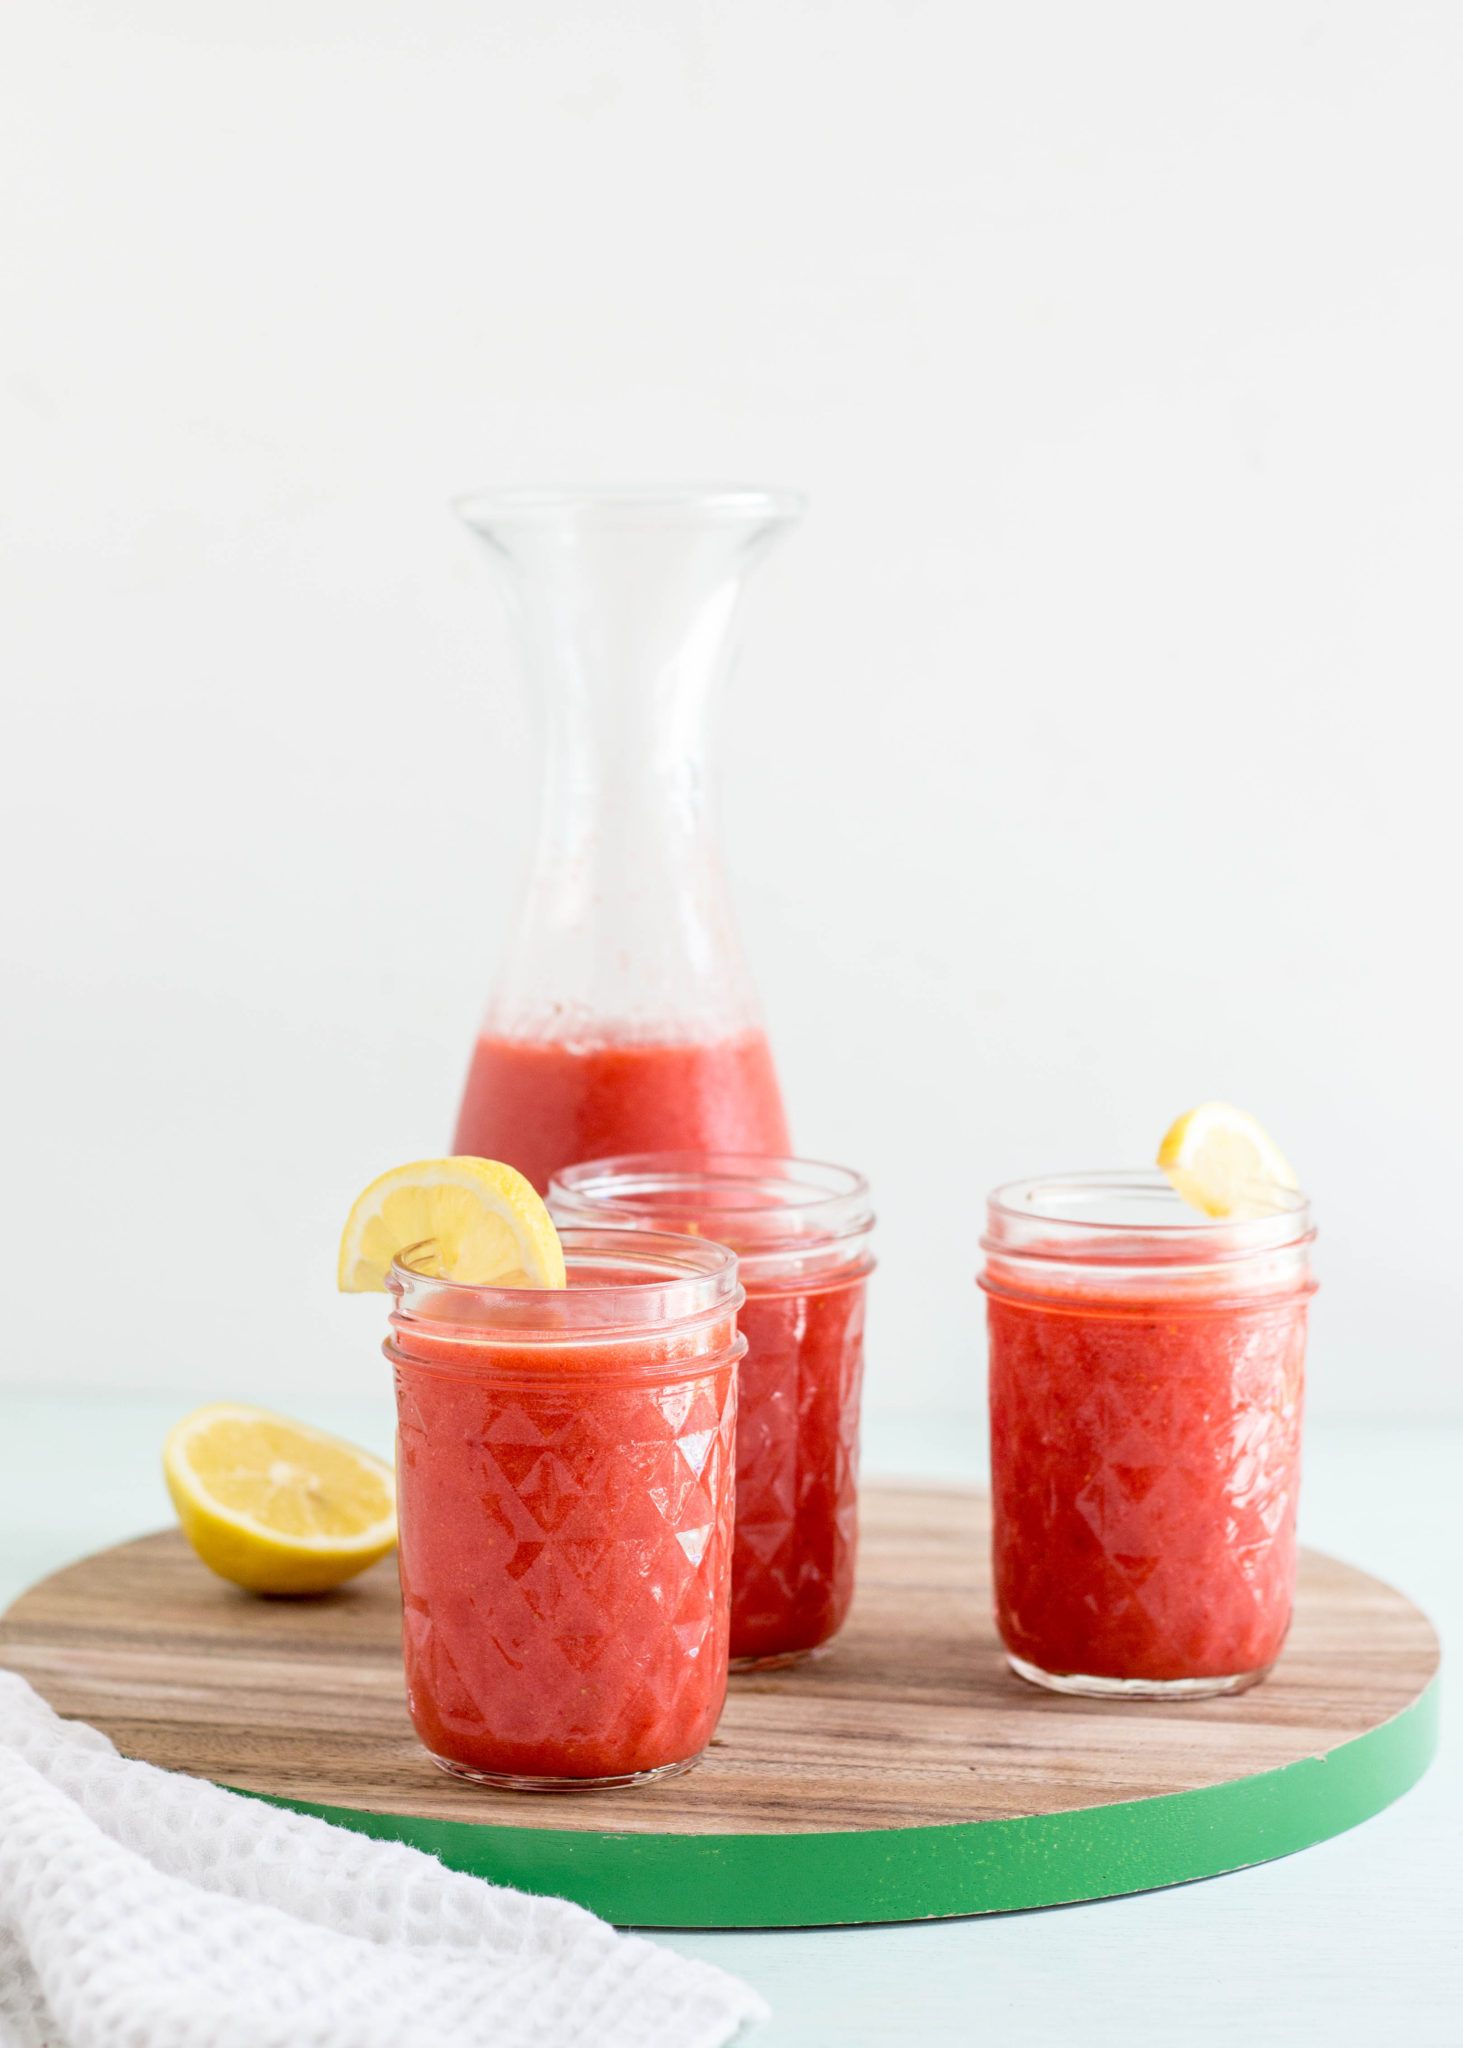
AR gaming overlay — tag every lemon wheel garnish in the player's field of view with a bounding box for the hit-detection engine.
[337,1156,567,1293]
[163,1404,397,1595]
[1157,1102,1299,1219]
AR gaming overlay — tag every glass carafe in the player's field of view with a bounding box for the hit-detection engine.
[451,486,803,1191]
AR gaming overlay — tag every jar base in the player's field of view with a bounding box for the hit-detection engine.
[427,1748,705,1792]
[1006,1652,1273,1700]
[730,1639,836,1675]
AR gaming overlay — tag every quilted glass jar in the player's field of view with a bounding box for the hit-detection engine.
[386,1230,744,1788]
[980,1169,1316,1698]
[550,1155,874,1669]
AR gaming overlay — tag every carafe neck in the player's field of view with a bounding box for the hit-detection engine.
[457,487,802,1044]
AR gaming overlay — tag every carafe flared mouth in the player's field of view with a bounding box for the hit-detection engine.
[453,484,806,531]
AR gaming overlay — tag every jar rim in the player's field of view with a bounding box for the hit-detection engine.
[548,1152,873,1255]
[389,1225,741,1338]
[984,1168,1313,1265]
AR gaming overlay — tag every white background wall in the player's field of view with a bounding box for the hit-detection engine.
[2,1,1460,1421]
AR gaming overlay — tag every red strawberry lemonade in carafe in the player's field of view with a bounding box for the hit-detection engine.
[453,1032,788,1196]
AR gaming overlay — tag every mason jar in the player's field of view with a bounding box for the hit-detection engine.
[980,1169,1316,1698]
[387,1228,744,1787]
[550,1154,874,1668]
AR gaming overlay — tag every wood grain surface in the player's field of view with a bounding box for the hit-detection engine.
[0,1485,1437,1839]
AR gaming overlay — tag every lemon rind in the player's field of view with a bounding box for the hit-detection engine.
[336,1155,566,1294]
[1156,1101,1299,1218]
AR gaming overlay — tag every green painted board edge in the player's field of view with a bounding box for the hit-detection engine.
[234,1677,1438,1928]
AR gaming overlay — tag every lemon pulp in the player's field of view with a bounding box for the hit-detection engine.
[337,1156,566,1293]
[1157,1102,1298,1219]
[164,1403,396,1595]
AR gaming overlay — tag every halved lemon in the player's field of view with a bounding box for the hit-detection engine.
[337,1156,566,1293]
[163,1404,397,1595]
[1157,1102,1299,1218]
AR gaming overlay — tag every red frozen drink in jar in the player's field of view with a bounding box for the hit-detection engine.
[387,1229,744,1786]
[550,1155,874,1667]
[981,1168,1315,1697]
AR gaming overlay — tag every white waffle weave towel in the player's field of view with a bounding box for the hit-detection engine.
[0,1672,767,2048]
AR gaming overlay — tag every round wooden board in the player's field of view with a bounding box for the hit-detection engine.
[0,1485,1438,1928]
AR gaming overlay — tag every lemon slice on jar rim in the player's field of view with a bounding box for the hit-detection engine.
[1157,1102,1299,1219]
[337,1156,567,1293]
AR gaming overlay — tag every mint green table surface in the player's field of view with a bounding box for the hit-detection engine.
[1,1394,1457,2045]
